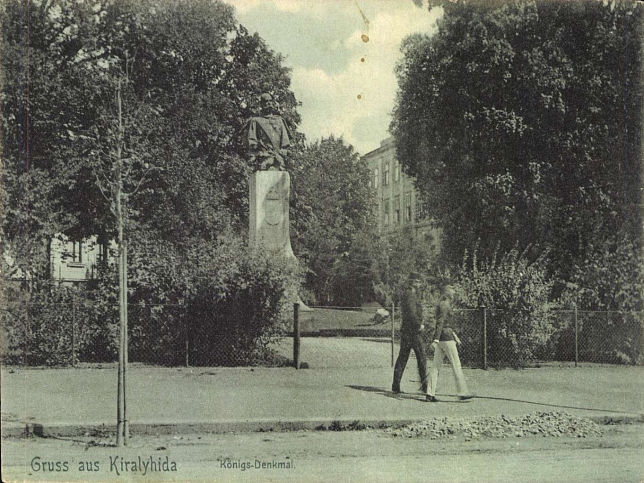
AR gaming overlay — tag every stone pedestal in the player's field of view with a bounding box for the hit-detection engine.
[249,171,309,311]
[249,170,296,259]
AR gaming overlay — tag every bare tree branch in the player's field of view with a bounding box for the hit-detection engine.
[123,168,152,197]
[94,172,112,204]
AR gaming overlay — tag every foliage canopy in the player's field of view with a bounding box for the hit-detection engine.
[392,0,643,308]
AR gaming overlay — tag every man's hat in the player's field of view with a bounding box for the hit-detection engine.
[408,271,421,282]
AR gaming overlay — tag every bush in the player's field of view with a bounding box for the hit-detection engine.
[2,234,302,367]
[184,240,301,366]
[1,281,118,366]
[122,234,301,366]
[558,234,643,364]
[455,245,557,366]
[560,234,643,311]
[578,311,642,364]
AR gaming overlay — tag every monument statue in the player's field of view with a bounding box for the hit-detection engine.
[243,93,292,171]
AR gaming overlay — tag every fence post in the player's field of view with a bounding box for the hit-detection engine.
[71,298,76,367]
[574,304,578,367]
[22,300,28,366]
[390,302,395,367]
[480,305,488,370]
[293,303,300,369]
[185,317,190,368]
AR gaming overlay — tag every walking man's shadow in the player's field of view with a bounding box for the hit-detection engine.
[346,385,468,403]
[347,385,636,413]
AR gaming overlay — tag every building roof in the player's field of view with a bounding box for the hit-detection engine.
[362,136,395,160]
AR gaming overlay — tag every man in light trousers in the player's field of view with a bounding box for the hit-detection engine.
[427,285,473,402]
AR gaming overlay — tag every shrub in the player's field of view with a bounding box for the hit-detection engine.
[455,245,557,366]
[122,233,302,366]
[560,234,643,312]
[1,281,118,366]
[2,233,302,367]
[558,235,643,364]
[184,239,301,366]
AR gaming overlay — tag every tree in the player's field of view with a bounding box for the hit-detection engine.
[0,0,98,278]
[391,0,643,305]
[1,0,302,275]
[90,67,165,445]
[291,137,377,306]
[378,226,441,299]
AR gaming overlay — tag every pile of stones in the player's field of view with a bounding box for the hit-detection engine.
[387,411,604,440]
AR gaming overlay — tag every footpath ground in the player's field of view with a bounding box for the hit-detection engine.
[3,424,644,481]
[2,338,643,437]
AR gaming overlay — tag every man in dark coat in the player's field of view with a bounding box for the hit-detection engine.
[392,273,429,397]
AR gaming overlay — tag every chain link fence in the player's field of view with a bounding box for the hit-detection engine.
[2,299,642,368]
[285,305,643,369]
[547,310,643,365]
[0,300,281,367]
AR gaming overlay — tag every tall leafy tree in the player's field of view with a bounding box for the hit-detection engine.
[391,0,642,300]
[291,137,377,306]
[1,0,301,289]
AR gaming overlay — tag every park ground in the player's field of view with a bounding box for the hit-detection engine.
[2,337,643,481]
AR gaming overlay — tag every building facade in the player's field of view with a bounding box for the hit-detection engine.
[49,235,116,282]
[363,137,425,234]
[3,235,116,286]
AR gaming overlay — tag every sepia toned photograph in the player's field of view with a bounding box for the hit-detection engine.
[1,0,643,481]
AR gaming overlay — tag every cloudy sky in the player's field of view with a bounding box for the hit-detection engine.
[224,0,442,155]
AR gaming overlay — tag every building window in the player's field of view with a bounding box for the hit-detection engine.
[373,168,379,189]
[394,160,400,183]
[384,199,390,226]
[65,241,82,263]
[405,192,412,222]
[394,195,401,224]
[383,162,390,186]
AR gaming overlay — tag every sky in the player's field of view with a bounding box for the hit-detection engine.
[224,0,442,155]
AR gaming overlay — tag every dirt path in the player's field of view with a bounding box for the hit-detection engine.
[3,424,643,481]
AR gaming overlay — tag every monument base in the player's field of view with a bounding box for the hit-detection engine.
[249,171,310,310]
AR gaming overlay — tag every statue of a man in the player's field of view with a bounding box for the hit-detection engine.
[243,93,292,171]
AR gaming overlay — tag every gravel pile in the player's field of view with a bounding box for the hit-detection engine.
[387,411,604,440]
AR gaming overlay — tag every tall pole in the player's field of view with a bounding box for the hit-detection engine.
[115,79,128,446]
[123,239,129,443]
[293,303,300,369]
[481,305,488,370]
[71,297,76,367]
[574,304,579,367]
[116,226,125,446]
[390,302,395,367]
[185,326,190,368]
